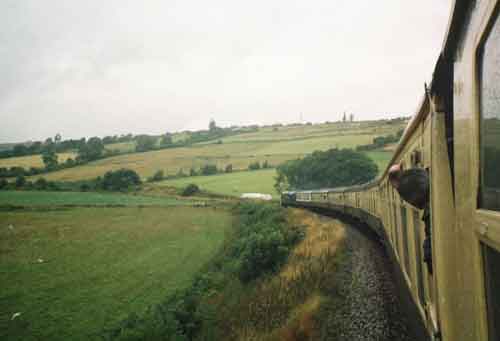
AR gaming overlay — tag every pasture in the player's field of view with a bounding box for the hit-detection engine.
[0,191,191,207]
[29,121,404,182]
[362,151,393,174]
[104,141,136,153]
[0,206,232,341]
[156,169,279,198]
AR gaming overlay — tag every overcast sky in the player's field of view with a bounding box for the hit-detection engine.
[0,0,451,143]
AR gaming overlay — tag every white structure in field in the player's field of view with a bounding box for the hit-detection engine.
[240,193,272,201]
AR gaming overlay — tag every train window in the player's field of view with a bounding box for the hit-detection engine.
[479,10,500,211]
[400,206,411,279]
[482,243,500,341]
[413,210,425,307]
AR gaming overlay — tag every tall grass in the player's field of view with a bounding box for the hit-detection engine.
[210,209,346,340]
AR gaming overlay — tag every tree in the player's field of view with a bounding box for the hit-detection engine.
[12,144,28,157]
[54,133,62,144]
[262,160,269,169]
[15,175,26,188]
[101,169,141,191]
[201,164,218,175]
[65,158,75,167]
[152,170,165,181]
[160,134,173,147]
[42,150,58,170]
[342,112,347,122]
[275,148,378,190]
[274,171,289,193]
[349,113,354,122]
[0,178,8,190]
[78,137,104,161]
[34,178,48,190]
[225,164,233,173]
[135,135,156,152]
[248,161,260,170]
[209,119,217,132]
[182,183,200,196]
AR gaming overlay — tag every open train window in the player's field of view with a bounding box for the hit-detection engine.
[482,243,500,341]
[479,9,500,211]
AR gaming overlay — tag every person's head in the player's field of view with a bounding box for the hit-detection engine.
[388,163,403,188]
[388,162,429,209]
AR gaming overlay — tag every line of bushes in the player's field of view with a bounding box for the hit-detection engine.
[0,169,142,193]
[102,202,304,341]
[355,129,404,151]
[145,161,271,184]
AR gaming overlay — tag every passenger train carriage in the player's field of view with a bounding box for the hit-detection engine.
[282,1,500,340]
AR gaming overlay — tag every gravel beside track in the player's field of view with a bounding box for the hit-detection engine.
[319,218,414,340]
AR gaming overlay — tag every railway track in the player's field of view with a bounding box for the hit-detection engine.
[311,211,417,340]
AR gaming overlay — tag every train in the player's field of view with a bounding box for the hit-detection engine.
[281,1,500,340]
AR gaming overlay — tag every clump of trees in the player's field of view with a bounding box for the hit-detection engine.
[135,135,157,153]
[181,183,200,196]
[0,175,60,191]
[77,137,105,161]
[248,160,270,171]
[42,149,58,170]
[200,164,218,176]
[275,148,378,192]
[147,170,165,183]
[248,161,261,170]
[100,169,141,191]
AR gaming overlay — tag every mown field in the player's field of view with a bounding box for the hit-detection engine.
[0,191,192,207]
[0,153,76,169]
[156,169,279,198]
[0,206,232,341]
[18,121,404,182]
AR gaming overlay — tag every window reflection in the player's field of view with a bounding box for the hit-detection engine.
[480,12,500,211]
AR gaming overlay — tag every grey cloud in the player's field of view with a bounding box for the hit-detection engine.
[0,0,451,142]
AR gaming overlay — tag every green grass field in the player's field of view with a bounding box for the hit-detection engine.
[362,150,394,173]
[25,121,404,182]
[0,191,191,207]
[155,152,393,199]
[0,206,232,341]
[156,169,279,198]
